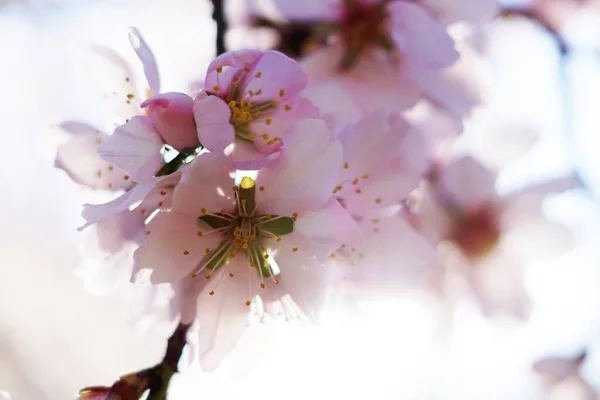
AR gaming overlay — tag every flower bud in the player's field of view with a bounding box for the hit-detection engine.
[141,92,199,151]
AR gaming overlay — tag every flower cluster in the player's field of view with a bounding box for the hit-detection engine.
[55,0,576,376]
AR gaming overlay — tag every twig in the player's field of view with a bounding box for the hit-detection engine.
[78,323,191,400]
[210,0,227,56]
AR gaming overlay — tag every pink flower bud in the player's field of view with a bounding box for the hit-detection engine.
[141,92,199,151]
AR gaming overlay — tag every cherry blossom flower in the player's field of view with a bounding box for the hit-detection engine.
[134,119,362,370]
[409,155,575,319]
[323,110,435,306]
[268,0,459,70]
[192,49,318,168]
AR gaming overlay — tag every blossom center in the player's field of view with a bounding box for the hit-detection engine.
[448,206,501,259]
[189,177,296,283]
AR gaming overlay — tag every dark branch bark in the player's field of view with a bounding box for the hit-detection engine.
[210,0,227,56]
[78,323,191,400]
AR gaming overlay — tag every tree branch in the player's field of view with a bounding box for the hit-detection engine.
[78,323,191,400]
[210,0,227,56]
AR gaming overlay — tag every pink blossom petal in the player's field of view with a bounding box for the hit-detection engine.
[84,45,144,124]
[420,0,498,25]
[295,198,363,262]
[270,237,328,320]
[133,211,223,284]
[172,152,237,216]
[193,95,235,152]
[142,92,199,151]
[270,0,341,21]
[243,50,308,102]
[360,212,434,286]
[338,111,428,215]
[98,116,164,181]
[205,49,262,94]
[128,27,160,95]
[256,118,343,216]
[193,262,251,371]
[387,1,459,69]
[81,174,177,229]
[96,210,146,253]
[533,357,581,384]
[55,131,132,191]
[437,155,497,212]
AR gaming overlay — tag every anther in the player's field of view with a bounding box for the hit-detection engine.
[260,283,265,289]
[344,162,349,169]
[255,72,262,78]
[197,231,203,237]
[279,89,285,97]
[201,208,207,213]
[160,191,167,196]
[229,272,234,278]
[183,250,190,255]
[243,66,251,72]
[292,212,298,218]
[127,93,135,99]
[216,66,223,73]
[124,175,130,180]
[292,247,298,252]
[209,290,215,296]
[266,118,272,125]
[205,274,211,280]
[284,105,292,111]
[259,186,265,192]
[212,85,220,92]
[245,300,251,306]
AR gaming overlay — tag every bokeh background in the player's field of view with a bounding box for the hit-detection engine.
[1,0,600,399]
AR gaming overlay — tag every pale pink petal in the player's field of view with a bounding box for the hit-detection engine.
[59,120,103,135]
[270,0,341,21]
[302,81,362,127]
[172,152,237,216]
[343,211,435,292]
[142,92,199,151]
[420,0,498,25]
[133,211,223,284]
[387,2,458,69]
[193,95,235,152]
[193,262,252,371]
[55,131,132,191]
[84,45,144,124]
[205,49,262,94]
[270,238,329,320]
[470,249,531,319]
[256,118,343,216]
[436,155,497,212]
[98,116,164,181]
[500,219,573,262]
[81,175,173,229]
[243,50,308,102]
[337,111,428,215]
[96,210,146,253]
[407,57,481,120]
[533,357,581,384]
[295,198,363,262]
[128,27,160,95]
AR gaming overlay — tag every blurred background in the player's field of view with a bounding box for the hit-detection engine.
[1,0,600,399]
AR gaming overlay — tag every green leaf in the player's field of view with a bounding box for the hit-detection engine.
[260,216,295,237]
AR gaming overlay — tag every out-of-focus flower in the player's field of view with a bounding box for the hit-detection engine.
[533,352,598,400]
[0,390,10,400]
[267,0,459,70]
[410,155,575,319]
[193,49,317,168]
[134,119,362,370]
